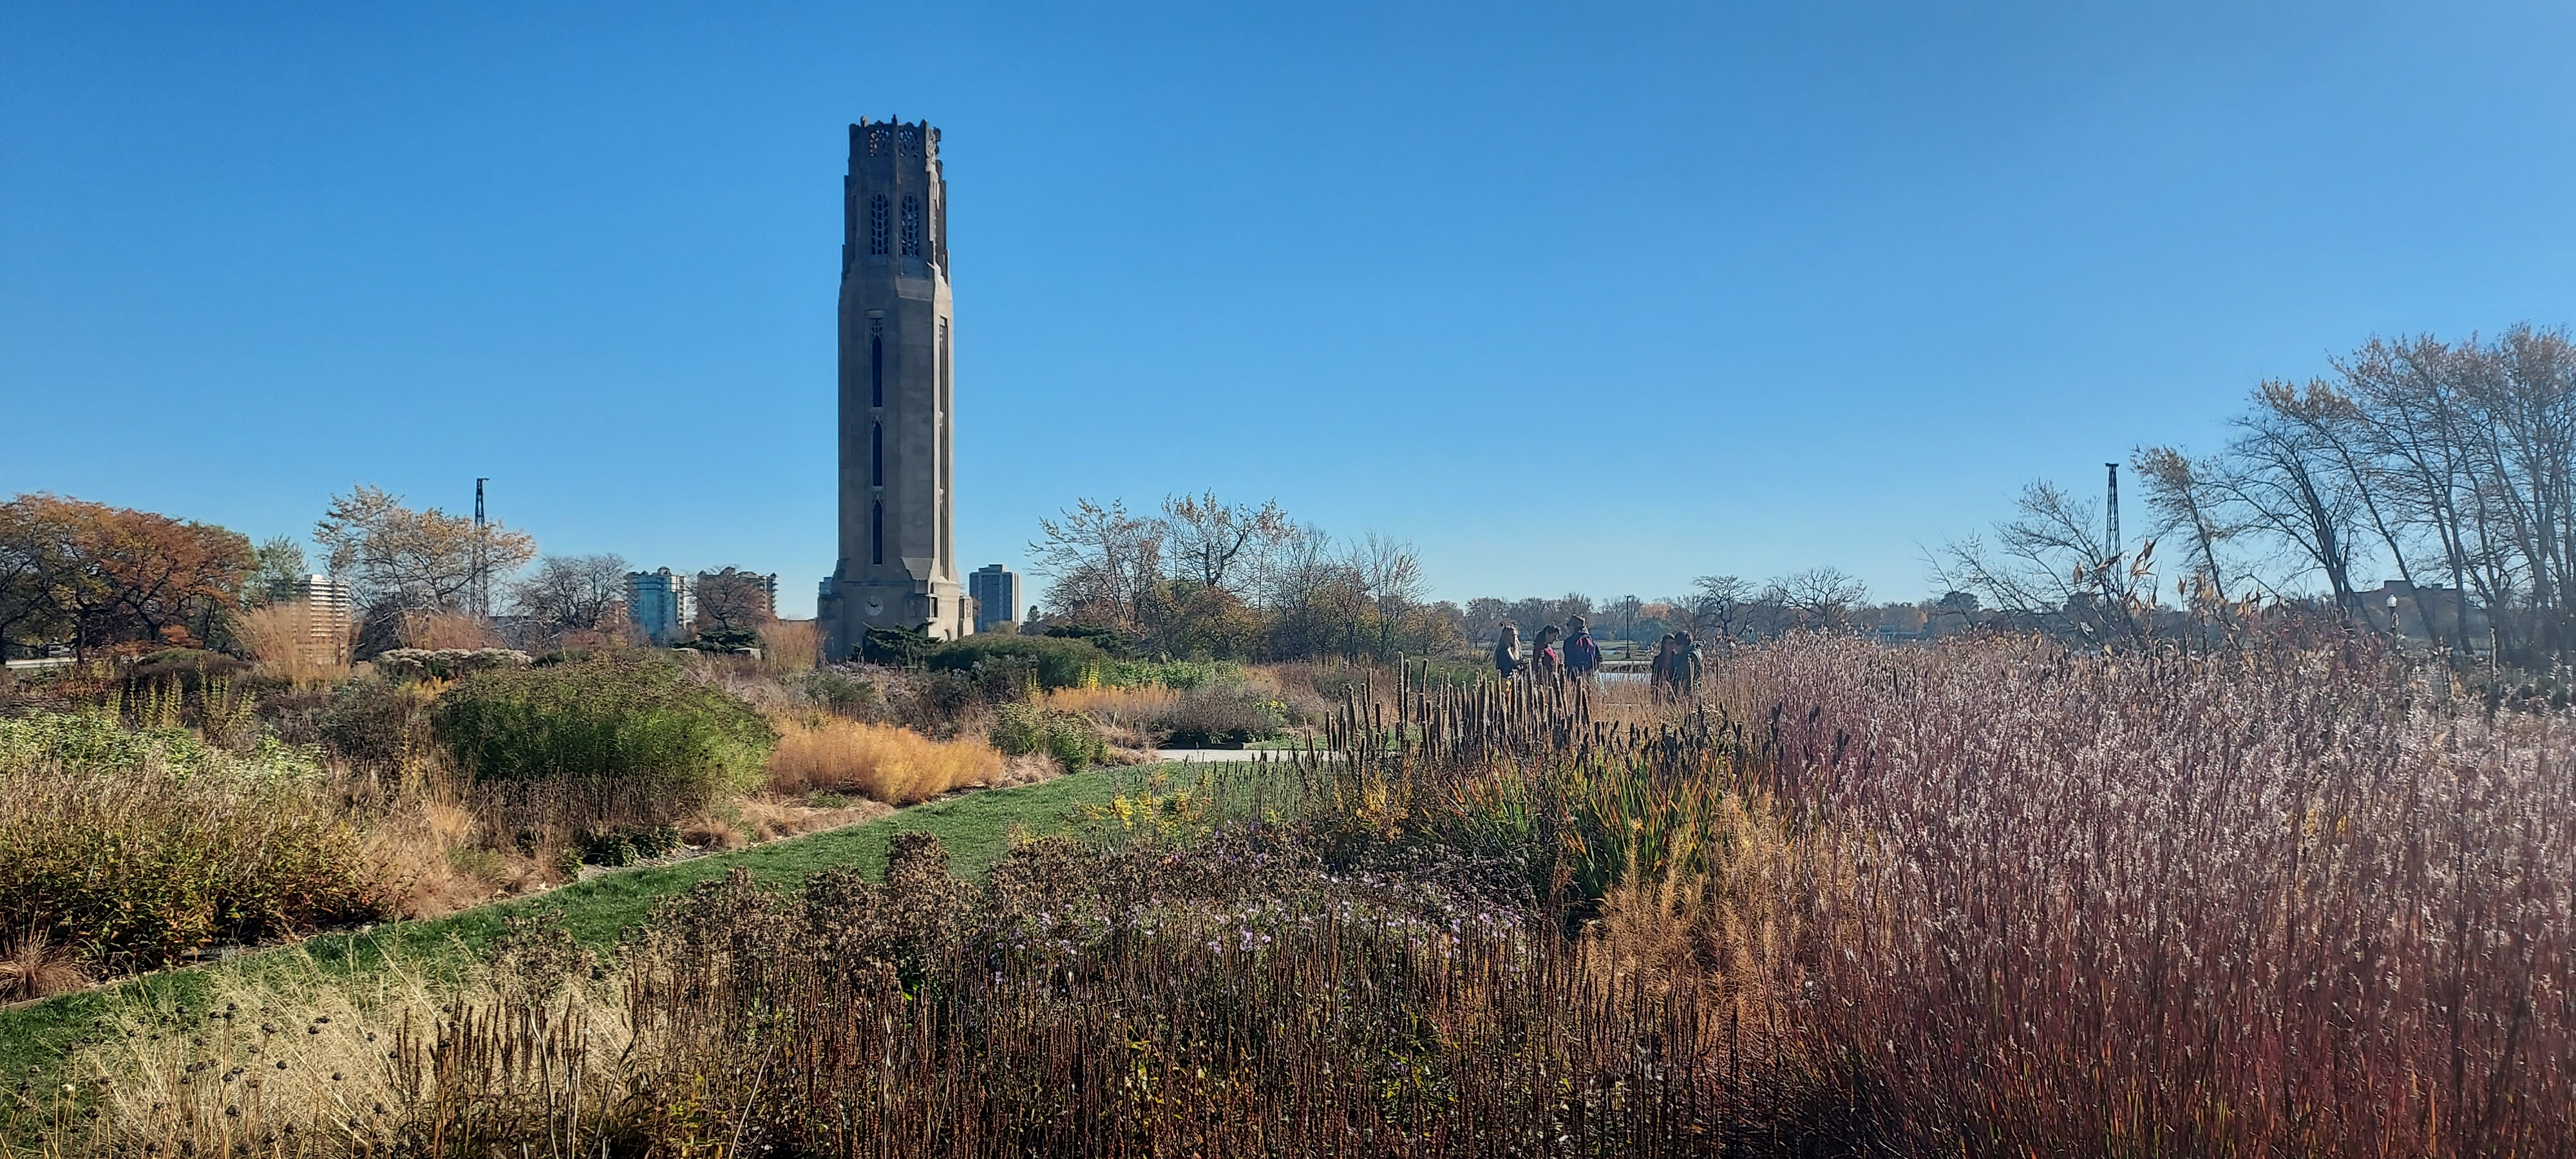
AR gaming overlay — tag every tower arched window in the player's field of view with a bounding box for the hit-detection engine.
[871,421,883,486]
[869,335,883,407]
[871,501,885,566]
[868,196,888,255]
[901,195,920,256]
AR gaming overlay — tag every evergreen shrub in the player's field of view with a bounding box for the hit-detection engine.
[925,636,1108,690]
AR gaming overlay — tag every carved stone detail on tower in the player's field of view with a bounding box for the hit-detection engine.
[820,118,970,661]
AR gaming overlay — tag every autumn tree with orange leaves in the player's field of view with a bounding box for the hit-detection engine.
[0,494,253,658]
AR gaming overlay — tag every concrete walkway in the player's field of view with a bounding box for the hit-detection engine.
[1153,748,1334,764]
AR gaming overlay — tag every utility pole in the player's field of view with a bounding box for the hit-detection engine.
[473,478,489,618]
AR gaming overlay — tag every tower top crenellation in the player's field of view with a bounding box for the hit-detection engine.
[851,118,940,164]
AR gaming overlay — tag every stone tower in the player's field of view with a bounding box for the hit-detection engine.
[820,118,971,661]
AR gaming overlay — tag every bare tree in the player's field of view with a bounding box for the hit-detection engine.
[2336,334,2486,652]
[1604,594,1645,639]
[2133,446,2242,608]
[697,568,777,637]
[509,553,630,636]
[1772,567,1868,631]
[1349,532,1430,659]
[2211,382,2366,621]
[1687,574,1756,643]
[2472,326,2576,653]
[1028,498,1164,628]
[1160,493,1292,598]
[314,485,535,617]
[1251,522,1354,658]
[1935,482,2128,636]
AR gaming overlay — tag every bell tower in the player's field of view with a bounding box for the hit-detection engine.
[820,118,970,661]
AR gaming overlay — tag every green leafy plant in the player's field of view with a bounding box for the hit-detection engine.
[988,702,1108,770]
[431,652,774,827]
[804,670,882,719]
[0,711,381,971]
[925,636,1108,690]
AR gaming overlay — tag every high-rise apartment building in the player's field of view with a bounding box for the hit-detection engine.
[969,565,1018,634]
[298,574,353,664]
[627,567,697,644]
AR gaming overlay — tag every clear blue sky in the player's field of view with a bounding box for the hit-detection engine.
[8,2,2573,616]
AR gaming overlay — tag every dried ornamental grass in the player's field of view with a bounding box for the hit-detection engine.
[766,715,1002,804]
[0,928,92,1002]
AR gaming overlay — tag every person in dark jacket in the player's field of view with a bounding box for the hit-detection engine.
[1563,616,1602,684]
[1649,633,1677,700]
[1493,622,1522,679]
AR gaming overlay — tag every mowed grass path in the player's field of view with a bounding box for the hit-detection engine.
[0,766,1136,1082]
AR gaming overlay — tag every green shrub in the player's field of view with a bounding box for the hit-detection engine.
[431,652,774,825]
[804,670,884,719]
[989,702,1108,770]
[0,711,381,970]
[1101,659,1230,690]
[569,824,685,865]
[578,831,638,867]
[925,636,1108,690]
[1159,686,1287,749]
[319,677,437,769]
[633,824,683,858]
[1037,621,1135,655]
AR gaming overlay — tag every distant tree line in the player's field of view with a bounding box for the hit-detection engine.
[1941,324,2576,661]
[1030,491,1907,661]
[1027,493,1457,661]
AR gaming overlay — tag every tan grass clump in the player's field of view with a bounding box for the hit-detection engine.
[401,609,500,650]
[62,930,628,1156]
[235,603,351,686]
[359,796,516,918]
[0,928,93,1001]
[757,619,819,675]
[732,795,893,841]
[767,715,1001,805]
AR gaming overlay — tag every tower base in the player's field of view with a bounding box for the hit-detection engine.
[820,568,972,663]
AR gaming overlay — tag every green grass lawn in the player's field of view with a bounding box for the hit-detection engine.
[0,766,1142,1084]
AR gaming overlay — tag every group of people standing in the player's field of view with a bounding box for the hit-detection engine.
[1490,616,1703,699]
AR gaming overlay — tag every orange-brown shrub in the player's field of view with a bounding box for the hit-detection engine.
[766,715,1000,805]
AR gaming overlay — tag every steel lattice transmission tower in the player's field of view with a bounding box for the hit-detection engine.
[2104,462,2121,592]
[473,477,489,618]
